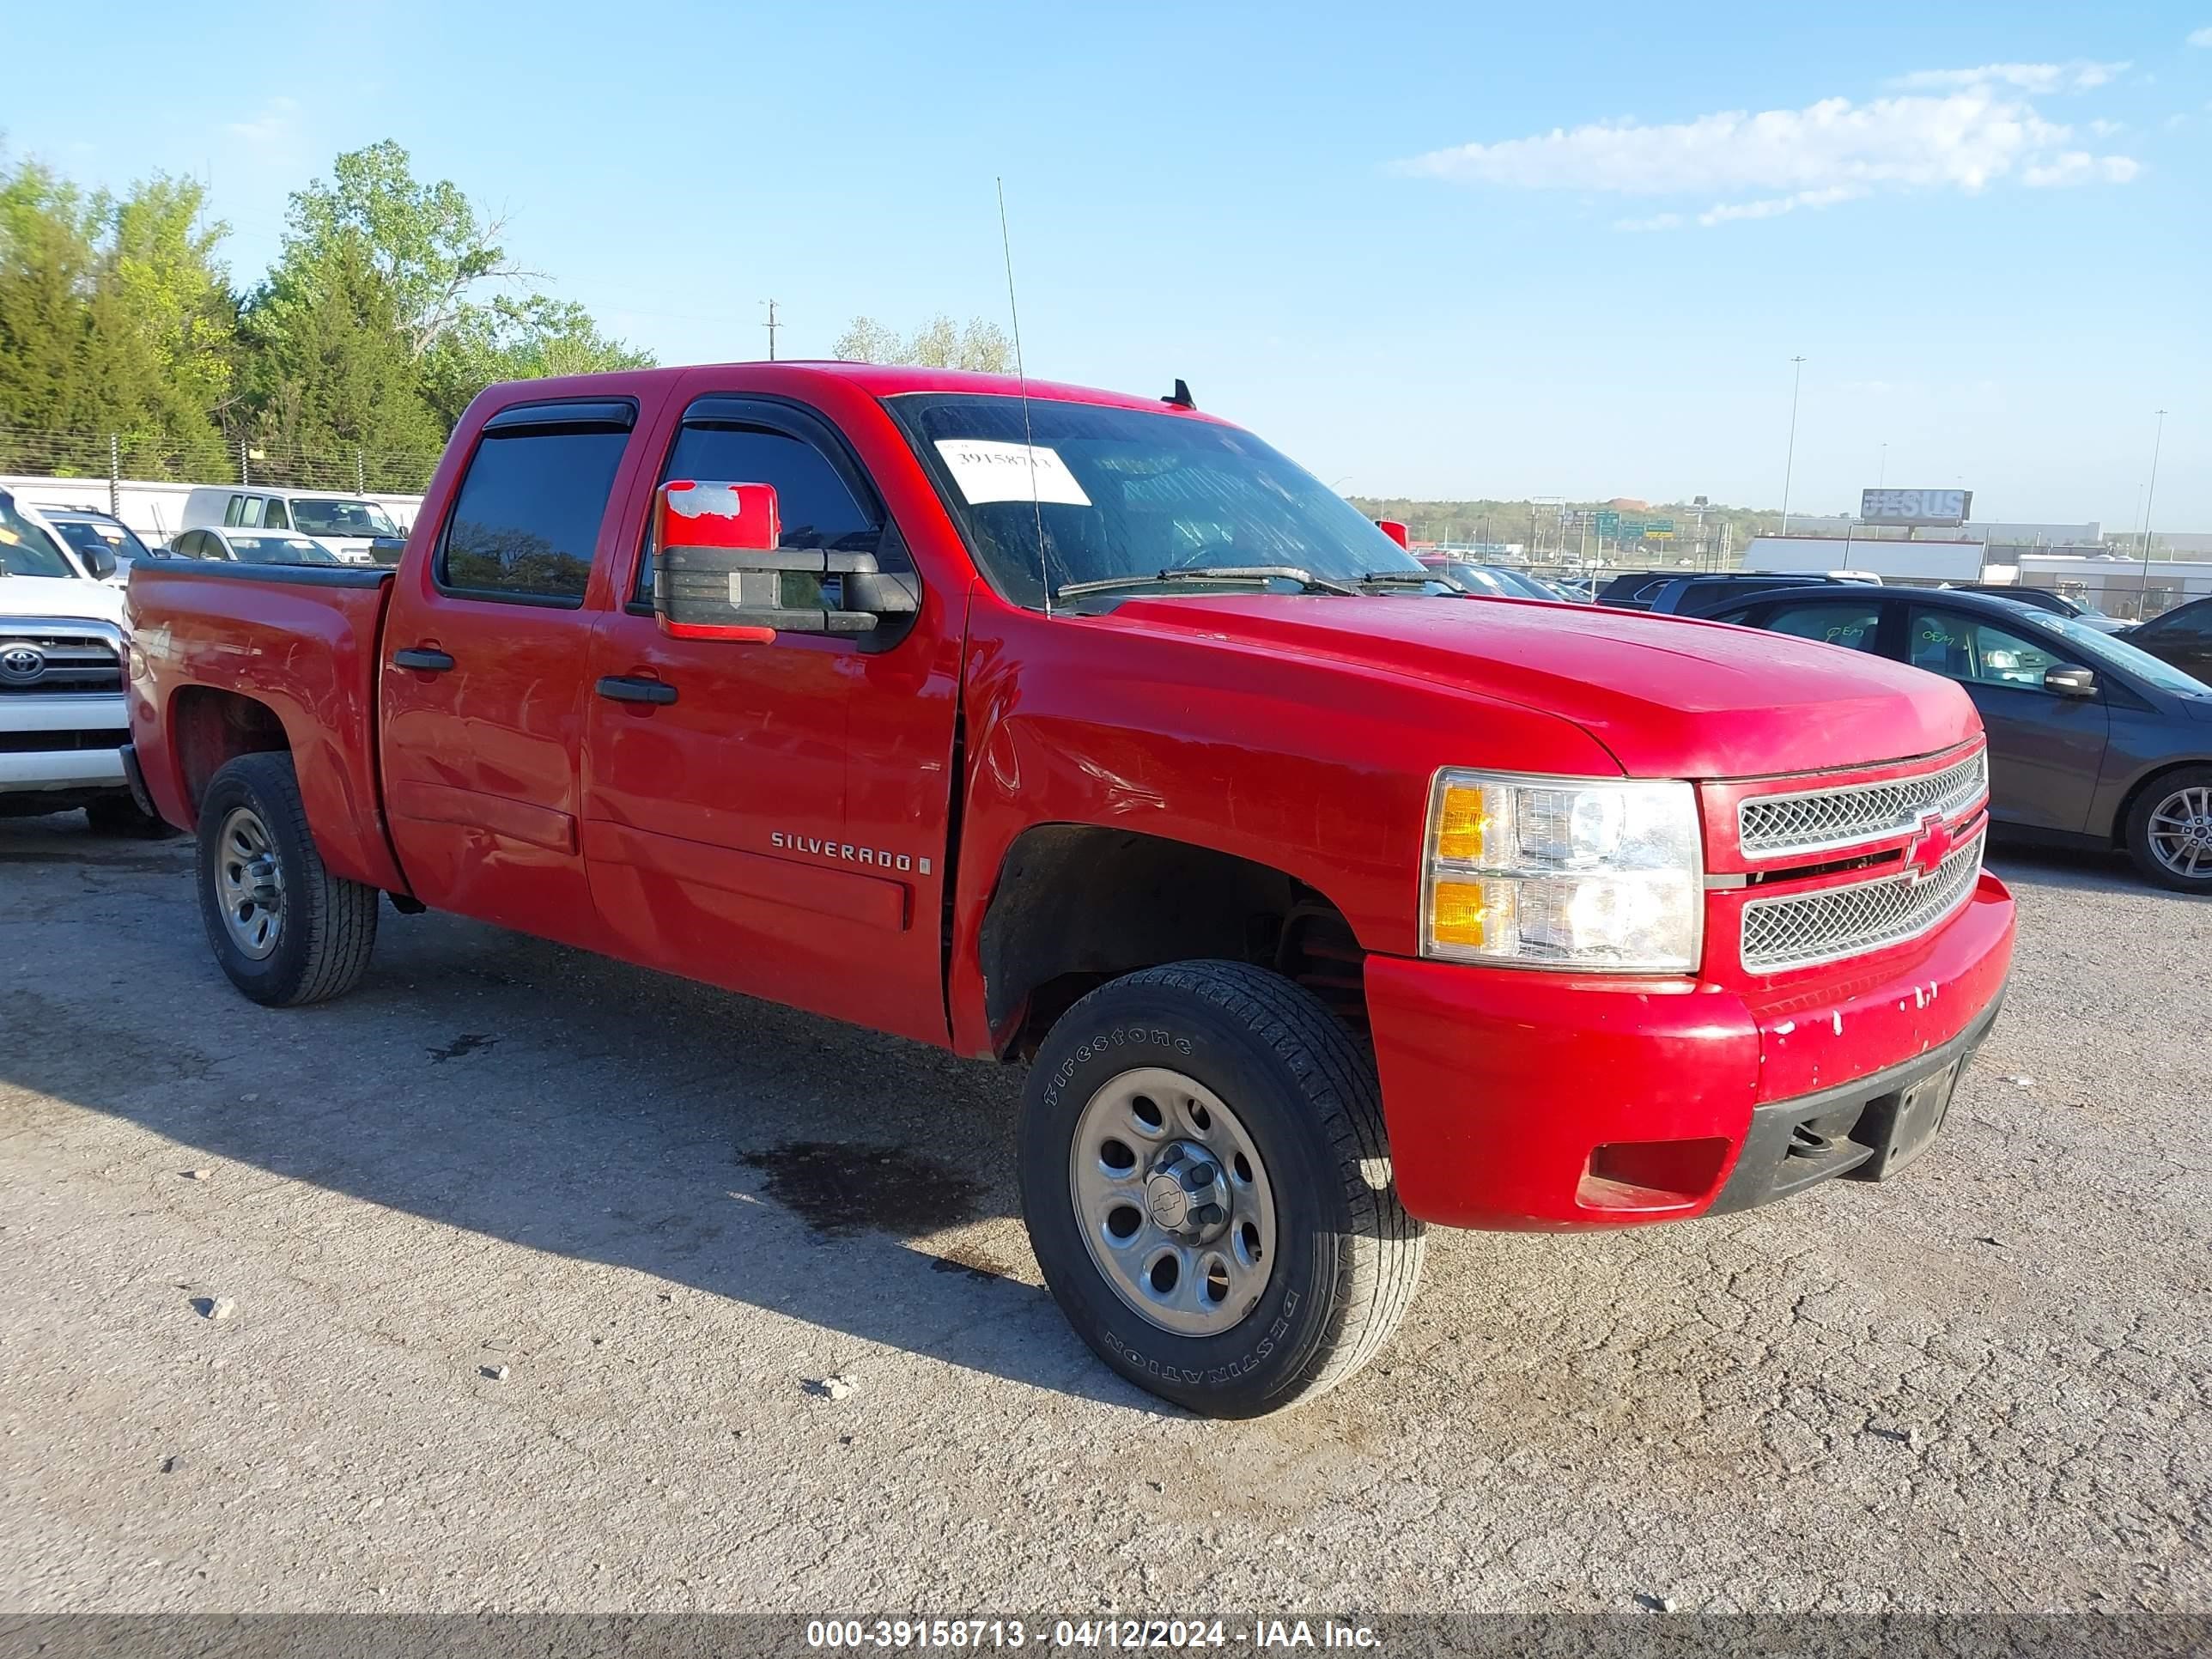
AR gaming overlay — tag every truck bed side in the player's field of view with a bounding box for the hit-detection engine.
[127,562,409,894]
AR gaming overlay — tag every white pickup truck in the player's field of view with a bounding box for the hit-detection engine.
[0,489,167,835]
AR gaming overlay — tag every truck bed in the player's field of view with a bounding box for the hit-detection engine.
[127,561,408,892]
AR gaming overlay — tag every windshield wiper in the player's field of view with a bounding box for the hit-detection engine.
[1055,566,1358,600]
[1354,571,1462,592]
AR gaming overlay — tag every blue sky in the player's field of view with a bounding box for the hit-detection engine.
[7,1,2209,526]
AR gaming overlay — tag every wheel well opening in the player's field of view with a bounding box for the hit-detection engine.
[173,688,290,818]
[979,825,1367,1060]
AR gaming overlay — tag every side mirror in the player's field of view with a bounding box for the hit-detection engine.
[2045,665,2098,697]
[1375,519,1410,549]
[87,543,119,580]
[652,480,915,641]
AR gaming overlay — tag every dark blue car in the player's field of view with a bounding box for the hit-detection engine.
[1702,583,2212,891]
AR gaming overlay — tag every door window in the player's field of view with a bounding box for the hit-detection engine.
[437,426,630,604]
[1907,608,2063,689]
[240,496,265,527]
[1760,601,1884,653]
[264,499,291,530]
[634,418,892,603]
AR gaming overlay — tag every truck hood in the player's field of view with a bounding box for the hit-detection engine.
[1095,593,1979,778]
[0,573,125,627]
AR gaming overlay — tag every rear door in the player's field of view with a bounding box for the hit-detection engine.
[380,398,641,945]
[1900,603,2107,832]
[578,386,958,1045]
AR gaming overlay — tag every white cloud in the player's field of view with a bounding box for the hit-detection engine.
[2188,26,2212,46]
[1398,85,2139,229]
[2087,118,2125,137]
[1892,60,2129,92]
[2022,151,2142,185]
[223,97,300,146]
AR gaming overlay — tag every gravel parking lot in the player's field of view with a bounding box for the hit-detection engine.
[3,815,2207,1615]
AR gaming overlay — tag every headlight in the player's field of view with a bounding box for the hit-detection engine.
[1422,769,1703,971]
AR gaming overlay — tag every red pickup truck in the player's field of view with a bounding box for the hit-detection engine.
[125,363,2014,1416]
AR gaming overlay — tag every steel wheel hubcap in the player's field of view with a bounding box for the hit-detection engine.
[216,806,285,959]
[2147,785,2212,878]
[1069,1066,1277,1335]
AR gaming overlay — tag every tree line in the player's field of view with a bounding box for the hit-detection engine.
[0,139,650,489]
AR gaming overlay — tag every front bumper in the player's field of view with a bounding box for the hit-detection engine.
[1365,871,2016,1231]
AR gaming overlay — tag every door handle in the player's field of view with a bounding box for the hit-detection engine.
[392,647,456,672]
[596,674,678,706]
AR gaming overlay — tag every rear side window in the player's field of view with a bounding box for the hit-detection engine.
[223,495,244,526]
[1763,602,1884,653]
[438,426,630,604]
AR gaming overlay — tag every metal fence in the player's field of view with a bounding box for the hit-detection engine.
[0,426,441,495]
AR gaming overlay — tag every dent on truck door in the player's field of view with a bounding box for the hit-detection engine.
[578,397,959,1046]
[379,404,635,943]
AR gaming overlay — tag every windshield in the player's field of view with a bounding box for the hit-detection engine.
[889,394,1425,608]
[289,498,399,538]
[2047,614,2210,696]
[52,518,152,563]
[0,495,78,579]
[1453,563,1556,601]
[228,535,338,565]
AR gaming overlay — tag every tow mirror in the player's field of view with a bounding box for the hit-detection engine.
[2045,665,2098,697]
[652,479,915,641]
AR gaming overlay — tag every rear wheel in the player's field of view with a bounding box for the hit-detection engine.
[197,753,379,1006]
[2125,767,2212,891]
[1018,960,1424,1417]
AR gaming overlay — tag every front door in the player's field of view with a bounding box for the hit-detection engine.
[380,399,641,943]
[1901,604,2109,833]
[580,387,960,1046]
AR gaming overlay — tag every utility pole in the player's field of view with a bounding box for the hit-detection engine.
[762,300,781,362]
[1780,356,1806,533]
[2137,408,2169,613]
[1878,441,1887,488]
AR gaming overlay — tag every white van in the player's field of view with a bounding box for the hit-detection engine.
[180,487,407,566]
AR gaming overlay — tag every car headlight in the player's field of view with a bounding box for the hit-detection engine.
[1421,769,1703,971]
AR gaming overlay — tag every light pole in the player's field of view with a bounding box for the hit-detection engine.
[1878,442,1887,488]
[1780,356,1806,533]
[2137,408,2169,613]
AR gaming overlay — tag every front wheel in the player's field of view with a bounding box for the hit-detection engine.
[1018,961,1425,1417]
[2125,768,2212,891]
[197,752,379,1006]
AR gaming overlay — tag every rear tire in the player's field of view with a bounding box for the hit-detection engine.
[2124,767,2212,892]
[1018,960,1424,1418]
[197,753,379,1006]
[85,794,178,838]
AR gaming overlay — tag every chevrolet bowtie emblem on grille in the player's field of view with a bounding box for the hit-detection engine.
[1900,812,1954,886]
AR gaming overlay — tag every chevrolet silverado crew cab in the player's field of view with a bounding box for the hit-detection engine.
[126,364,2015,1416]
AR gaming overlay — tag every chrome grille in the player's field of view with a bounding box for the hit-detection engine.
[1738,750,1987,860]
[1739,825,1985,974]
[0,629,124,696]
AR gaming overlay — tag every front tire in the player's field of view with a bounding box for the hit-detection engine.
[197,753,379,1006]
[1018,960,1424,1417]
[2125,767,2212,891]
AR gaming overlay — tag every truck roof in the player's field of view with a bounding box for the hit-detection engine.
[476,361,1210,418]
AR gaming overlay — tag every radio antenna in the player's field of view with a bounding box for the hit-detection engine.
[996,177,1051,617]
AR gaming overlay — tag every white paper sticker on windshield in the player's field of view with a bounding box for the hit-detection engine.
[934,440,1091,507]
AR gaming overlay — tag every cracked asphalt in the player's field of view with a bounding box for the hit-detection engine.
[2,815,2207,1614]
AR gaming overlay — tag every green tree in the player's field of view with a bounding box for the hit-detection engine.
[421,294,653,430]
[0,155,100,441]
[833,312,1012,372]
[88,175,235,475]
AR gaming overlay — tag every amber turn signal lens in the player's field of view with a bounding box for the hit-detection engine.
[1429,879,1487,947]
[1433,783,1489,863]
